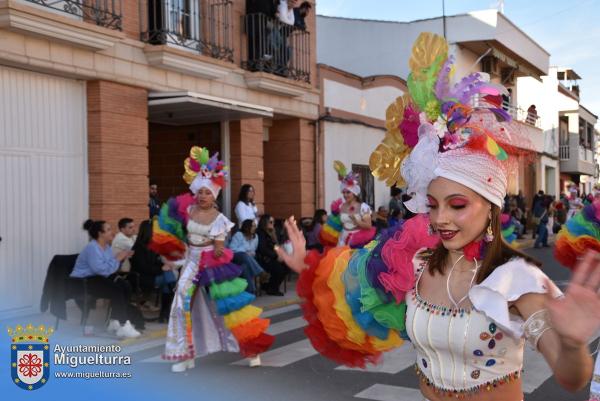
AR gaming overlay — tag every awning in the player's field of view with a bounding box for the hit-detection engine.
[148,91,274,125]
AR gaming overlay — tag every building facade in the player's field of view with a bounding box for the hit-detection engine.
[0,0,318,318]
[316,10,550,206]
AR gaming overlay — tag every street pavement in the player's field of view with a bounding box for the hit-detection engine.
[115,245,591,401]
[3,244,592,401]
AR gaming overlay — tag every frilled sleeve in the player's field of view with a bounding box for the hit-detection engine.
[148,193,193,260]
[468,259,563,339]
[209,213,235,241]
[296,214,440,368]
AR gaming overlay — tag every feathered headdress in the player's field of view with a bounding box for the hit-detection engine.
[334,160,361,196]
[370,32,523,213]
[183,146,228,197]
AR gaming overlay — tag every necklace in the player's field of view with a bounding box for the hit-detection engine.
[446,254,480,309]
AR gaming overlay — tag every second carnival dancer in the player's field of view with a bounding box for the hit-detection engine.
[274,33,600,401]
[149,147,274,372]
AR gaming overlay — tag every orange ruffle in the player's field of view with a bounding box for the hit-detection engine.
[230,318,271,343]
[313,247,377,354]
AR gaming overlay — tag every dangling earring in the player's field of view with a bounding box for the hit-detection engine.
[428,223,435,236]
[484,224,494,242]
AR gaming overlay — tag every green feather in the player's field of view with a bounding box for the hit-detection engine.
[198,148,209,165]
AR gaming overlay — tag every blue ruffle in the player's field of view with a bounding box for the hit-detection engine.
[216,291,256,315]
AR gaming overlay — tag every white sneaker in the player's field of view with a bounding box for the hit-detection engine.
[115,320,141,338]
[107,319,121,333]
[171,360,189,373]
[249,355,261,367]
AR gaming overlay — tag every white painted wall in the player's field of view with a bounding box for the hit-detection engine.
[318,10,549,80]
[323,79,405,120]
[323,121,389,211]
[0,66,88,319]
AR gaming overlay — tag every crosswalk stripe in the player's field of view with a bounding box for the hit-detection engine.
[267,316,305,336]
[354,384,422,401]
[336,346,417,374]
[262,304,300,318]
[231,339,317,367]
[522,347,553,394]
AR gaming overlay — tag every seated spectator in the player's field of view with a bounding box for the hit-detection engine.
[388,187,404,217]
[388,208,402,228]
[256,214,289,296]
[305,209,327,251]
[130,220,177,323]
[401,194,416,219]
[70,220,140,338]
[374,206,389,233]
[293,1,311,30]
[229,219,264,294]
[112,217,136,273]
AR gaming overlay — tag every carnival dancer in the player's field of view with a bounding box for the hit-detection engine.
[149,147,274,372]
[274,33,599,401]
[332,161,375,247]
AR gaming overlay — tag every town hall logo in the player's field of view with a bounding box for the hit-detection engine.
[8,324,54,390]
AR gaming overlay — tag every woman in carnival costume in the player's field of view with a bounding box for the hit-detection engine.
[149,147,274,372]
[319,161,376,248]
[275,33,600,401]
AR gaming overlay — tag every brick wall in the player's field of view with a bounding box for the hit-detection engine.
[122,0,141,41]
[87,80,149,228]
[149,122,221,199]
[264,117,315,219]
[230,119,265,218]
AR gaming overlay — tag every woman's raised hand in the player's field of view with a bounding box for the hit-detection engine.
[546,250,600,347]
[274,216,308,274]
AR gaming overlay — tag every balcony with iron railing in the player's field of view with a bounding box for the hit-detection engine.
[242,13,311,84]
[140,0,233,62]
[22,0,122,30]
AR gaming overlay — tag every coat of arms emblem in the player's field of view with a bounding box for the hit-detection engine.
[8,324,53,390]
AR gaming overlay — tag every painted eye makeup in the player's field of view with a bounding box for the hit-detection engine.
[448,198,469,209]
[426,196,438,209]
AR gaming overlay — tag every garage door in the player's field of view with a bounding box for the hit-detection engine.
[0,65,88,319]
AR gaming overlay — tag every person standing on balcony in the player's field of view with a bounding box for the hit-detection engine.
[274,0,297,76]
[527,104,538,125]
[246,0,278,70]
[293,1,311,31]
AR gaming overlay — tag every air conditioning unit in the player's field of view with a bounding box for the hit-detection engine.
[480,56,500,77]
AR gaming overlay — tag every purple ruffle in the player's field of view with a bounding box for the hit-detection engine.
[365,223,404,293]
[193,262,243,286]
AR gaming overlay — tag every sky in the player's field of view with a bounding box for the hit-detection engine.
[316,0,600,119]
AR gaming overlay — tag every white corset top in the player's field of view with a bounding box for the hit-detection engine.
[404,251,562,396]
[186,212,234,245]
[339,202,372,231]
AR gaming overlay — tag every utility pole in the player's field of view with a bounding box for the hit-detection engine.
[442,0,447,39]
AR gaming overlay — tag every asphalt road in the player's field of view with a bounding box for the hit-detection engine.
[115,246,591,401]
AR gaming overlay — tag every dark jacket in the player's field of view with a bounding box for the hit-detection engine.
[247,0,277,16]
[293,8,306,30]
[256,228,279,266]
[40,254,79,320]
[130,242,163,292]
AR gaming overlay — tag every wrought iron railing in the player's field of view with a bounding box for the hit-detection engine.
[24,0,122,30]
[242,13,311,83]
[141,0,233,62]
[559,145,570,161]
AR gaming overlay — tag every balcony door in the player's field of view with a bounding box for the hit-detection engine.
[157,0,201,51]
